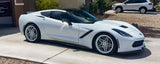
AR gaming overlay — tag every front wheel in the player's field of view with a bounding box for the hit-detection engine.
[24,24,41,43]
[93,33,118,55]
[116,7,123,13]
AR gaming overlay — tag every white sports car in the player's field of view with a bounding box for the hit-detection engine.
[19,9,145,55]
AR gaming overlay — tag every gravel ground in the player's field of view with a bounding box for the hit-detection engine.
[95,11,160,38]
[0,25,43,64]
[0,56,43,64]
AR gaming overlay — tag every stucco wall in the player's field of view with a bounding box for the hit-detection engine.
[59,0,85,9]
[77,0,85,8]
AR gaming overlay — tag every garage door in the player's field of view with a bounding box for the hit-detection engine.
[0,0,12,24]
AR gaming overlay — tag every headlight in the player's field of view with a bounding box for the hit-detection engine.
[112,29,132,37]
[112,5,115,7]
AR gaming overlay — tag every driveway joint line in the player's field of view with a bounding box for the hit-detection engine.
[42,48,69,63]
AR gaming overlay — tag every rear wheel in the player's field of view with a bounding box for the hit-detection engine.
[139,8,147,14]
[24,24,41,42]
[93,33,118,55]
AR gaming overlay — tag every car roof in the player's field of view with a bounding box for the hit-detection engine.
[40,9,67,12]
[40,9,82,12]
[32,9,82,15]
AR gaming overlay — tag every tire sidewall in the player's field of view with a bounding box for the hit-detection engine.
[24,24,41,43]
[93,33,118,55]
[140,8,147,14]
[116,7,123,13]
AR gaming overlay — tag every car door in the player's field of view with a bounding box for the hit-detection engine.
[134,0,148,10]
[123,0,137,10]
[43,11,79,44]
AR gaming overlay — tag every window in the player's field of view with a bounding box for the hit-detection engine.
[126,0,136,3]
[60,12,83,23]
[41,11,51,17]
[43,11,82,23]
[50,11,62,20]
[66,9,99,23]
[135,0,147,3]
[41,10,97,23]
[126,0,147,3]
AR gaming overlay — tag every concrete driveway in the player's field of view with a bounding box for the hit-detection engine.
[0,32,160,64]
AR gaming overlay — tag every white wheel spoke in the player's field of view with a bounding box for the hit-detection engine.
[95,35,114,54]
[98,38,104,43]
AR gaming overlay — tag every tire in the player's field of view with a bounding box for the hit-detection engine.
[139,8,147,14]
[93,33,118,55]
[116,7,123,13]
[24,24,41,43]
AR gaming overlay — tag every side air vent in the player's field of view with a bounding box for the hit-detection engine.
[120,25,128,28]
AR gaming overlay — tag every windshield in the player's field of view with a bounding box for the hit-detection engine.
[66,10,99,23]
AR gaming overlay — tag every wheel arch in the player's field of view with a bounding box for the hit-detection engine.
[92,31,119,49]
[115,6,123,10]
[139,6,147,10]
[23,22,39,35]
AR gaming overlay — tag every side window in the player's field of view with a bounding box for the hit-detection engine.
[45,11,81,23]
[61,13,72,22]
[126,0,136,3]
[138,0,147,3]
[41,11,51,17]
[60,13,81,23]
[50,11,62,20]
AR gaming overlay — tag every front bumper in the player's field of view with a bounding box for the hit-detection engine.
[112,6,116,10]
[112,5,116,10]
[117,37,145,52]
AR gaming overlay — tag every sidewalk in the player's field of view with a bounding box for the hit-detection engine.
[0,33,160,64]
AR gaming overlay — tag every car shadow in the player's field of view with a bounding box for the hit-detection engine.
[111,48,151,59]
[0,24,19,37]
[31,40,151,60]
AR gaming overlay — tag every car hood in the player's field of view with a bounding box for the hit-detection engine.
[79,20,144,37]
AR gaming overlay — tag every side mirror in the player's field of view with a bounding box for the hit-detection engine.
[62,19,72,25]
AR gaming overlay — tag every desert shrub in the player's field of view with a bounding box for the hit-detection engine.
[35,0,61,11]
[155,5,160,11]
[89,2,98,14]
[80,0,119,14]
[106,0,119,10]
[97,0,107,14]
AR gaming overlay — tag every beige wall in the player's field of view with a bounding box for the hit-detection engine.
[59,0,85,9]
[77,0,85,8]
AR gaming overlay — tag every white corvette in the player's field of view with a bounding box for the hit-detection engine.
[19,9,145,55]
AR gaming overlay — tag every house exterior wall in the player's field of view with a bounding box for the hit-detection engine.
[23,0,36,12]
[77,0,85,8]
[11,0,24,27]
[59,0,78,9]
